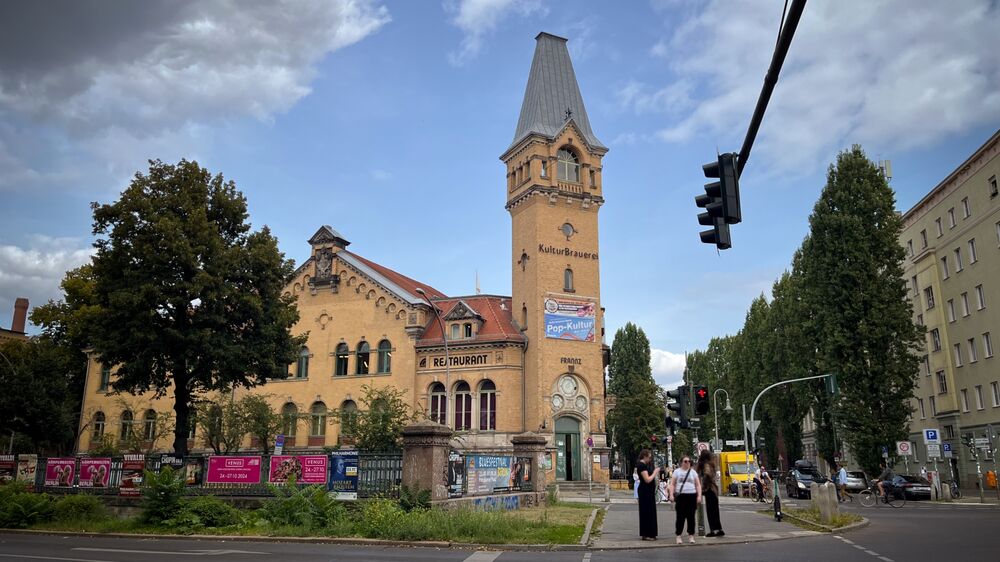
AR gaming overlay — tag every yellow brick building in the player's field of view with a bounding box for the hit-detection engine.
[78,32,610,482]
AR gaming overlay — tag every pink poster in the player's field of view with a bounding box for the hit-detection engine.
[79,458,112,488]
[268,455,328,484]
[45,458,76,487]
[206,456,261,484]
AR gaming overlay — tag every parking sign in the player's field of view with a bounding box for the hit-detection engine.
[942,443,953,458]
[923,429,940,444]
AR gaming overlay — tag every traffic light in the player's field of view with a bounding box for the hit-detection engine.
[696,152,741,249]
[693,385,709,416]
[667,386,689,430]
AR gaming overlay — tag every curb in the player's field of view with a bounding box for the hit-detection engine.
[579,508,598,546]
[781,512,869,533]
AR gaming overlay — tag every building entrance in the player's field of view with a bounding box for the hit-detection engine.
[555,416,581,481]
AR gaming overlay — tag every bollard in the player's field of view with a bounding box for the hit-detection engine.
[810,482,821,511]
[604,483,610,503]
[824,482,839,519]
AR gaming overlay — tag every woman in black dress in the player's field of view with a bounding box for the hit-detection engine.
[697,450,724,536]
[636,449,661,540]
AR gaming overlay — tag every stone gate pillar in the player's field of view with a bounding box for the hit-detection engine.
[401,420,454,502]
[512,432,548,494]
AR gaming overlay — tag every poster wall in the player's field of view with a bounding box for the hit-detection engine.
[45,458,76,487]
[448,451,465,498]
[268,455,328,484]
[465,455,524,494]
[17,454,37,490]
[205,456,261,484]
[119,454,145,496]
[543,297,596,342]
[328,450,359,499]
[79,458,112,488]
[0,455,14,483]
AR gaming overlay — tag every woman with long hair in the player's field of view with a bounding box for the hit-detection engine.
[668,454,702,544]
[635,449,660,540]
[697,450,724,536]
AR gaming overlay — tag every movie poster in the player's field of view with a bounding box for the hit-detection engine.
[328,450,358,500]
[78,458,111,488]
[543,297,596,342]
[45,458,76,487]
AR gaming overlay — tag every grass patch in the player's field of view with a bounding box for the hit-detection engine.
[782,507,863,531]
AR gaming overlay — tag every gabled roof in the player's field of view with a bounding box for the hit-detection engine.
[507,32,606,153]
[417,295,526,347]
[308,225,350,248]
[442,300,483,322]
[340,251,447,304]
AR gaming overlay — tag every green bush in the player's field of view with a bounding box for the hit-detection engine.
[399,485,431,512]
[140,466,186,524]
[0,490,54,529]
[357,498,405,537]
[53,495,107,522]
[259,482,346,531]
[178,496,241,528]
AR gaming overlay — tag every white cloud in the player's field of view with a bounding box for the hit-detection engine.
[444,0,547,66]
[371,169,393,182]
[0,235,95,331]
[631,0,1000,175]
[651,348,686,389]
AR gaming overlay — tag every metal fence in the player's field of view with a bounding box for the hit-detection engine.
[358,450,403,498]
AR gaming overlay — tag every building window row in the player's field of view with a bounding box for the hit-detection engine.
[334,340,392,376]
[427,380,498,431]
[281,399,355,439]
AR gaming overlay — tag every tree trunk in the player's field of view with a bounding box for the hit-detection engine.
[173,375,191,456]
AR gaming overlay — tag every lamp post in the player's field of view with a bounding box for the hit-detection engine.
[713,388,732,452]
[415,288,450,424]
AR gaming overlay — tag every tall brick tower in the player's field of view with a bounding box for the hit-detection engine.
[502,32,608,482]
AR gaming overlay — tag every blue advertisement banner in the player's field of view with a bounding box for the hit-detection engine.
[543,297,596,342]
[329,450,359,500]
[466,455,518,495]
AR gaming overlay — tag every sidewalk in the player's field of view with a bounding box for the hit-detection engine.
[590,494,822,549]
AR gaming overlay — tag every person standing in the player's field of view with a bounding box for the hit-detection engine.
[837,463,849,502]
[633,467,640,502]
[669,455,702,544]
[697,450,724,537]
[635,449,660,540]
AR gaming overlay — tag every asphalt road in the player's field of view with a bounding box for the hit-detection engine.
[2,500,997,562]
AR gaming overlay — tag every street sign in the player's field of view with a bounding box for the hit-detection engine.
[943,443,953,458]
[696,442,710,454]
[923,429,940,444]
[881,445,889,459]
[725,439,745,446]
[896,441,912,456]
[974,437,989,446]
[274,434,285,456]
[927,444,941,459]
[745,420,761,433]
[666,435,673,444]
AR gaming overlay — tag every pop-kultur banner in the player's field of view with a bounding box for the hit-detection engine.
[328,450,359,500]
[543,297,596,342]
[79,458,112,488]
[45,458,76,487]
[0,455,14,483]
[119,454,146,496]
[205,456,261,484]
[466,455,518,494]
[268,455,328,484]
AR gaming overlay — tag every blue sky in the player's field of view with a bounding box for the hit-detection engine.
[1,0,999,388]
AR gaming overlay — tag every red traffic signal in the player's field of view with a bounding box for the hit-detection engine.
[693,385,710,416]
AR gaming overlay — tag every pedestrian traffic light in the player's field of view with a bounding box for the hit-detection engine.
[696,152,740,249]
[693,385,710,416]
[667,386,689,430]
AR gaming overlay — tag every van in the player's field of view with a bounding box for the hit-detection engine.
[719,451,755,496]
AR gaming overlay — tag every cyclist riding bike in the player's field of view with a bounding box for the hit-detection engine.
[753,466,771,502]
[876,463,895,501]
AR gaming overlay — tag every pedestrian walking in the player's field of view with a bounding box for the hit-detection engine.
[697,450,724,536]
[837,463,849,502]
[636,449,660,541]
[669,454,702,544]
[633,467,640,502]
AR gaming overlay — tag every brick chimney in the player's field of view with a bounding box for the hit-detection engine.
[12,298,28,333]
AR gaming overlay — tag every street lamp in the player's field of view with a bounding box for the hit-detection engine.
[415,288,450,425]
[713,388,732,452]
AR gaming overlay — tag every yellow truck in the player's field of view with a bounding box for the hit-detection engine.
[719,451,755,496]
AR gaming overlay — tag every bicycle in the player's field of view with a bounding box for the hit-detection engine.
[749,480,773,504]
[949,480,962,499]
[859,482,906,508]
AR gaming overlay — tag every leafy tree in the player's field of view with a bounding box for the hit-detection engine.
[797,146,924,475]
[200,395,248,455]
[239,394,285,454]
[334,385,414,450]
[86,159,305,456]
[606,322,653,398]
[605,323,663,475]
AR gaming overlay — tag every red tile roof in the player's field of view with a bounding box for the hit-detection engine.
[417,295,526,347]
[344,251,447,301]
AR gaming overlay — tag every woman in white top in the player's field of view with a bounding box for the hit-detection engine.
[668,455,702,544]
[633,467,640,501]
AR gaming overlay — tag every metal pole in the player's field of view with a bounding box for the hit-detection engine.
[713,388,730,452]
[743,404,750,497]
[416,288,450,424]
[750,374,831,451]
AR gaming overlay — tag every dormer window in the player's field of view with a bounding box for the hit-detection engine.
[464,323,473,338]
[557,149,580,182]
[451,324,460,340]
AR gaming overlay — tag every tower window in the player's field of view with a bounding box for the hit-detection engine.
[589,169,596,186]
[521,304,527,329]
[540,160,548,177]
[557,149,580,182]
[564,268,574,292]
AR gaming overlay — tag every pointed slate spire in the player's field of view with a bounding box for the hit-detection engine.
[509,32,606,152]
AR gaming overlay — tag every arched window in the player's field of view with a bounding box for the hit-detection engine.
[454,381,472,431]
[356,341,370,375]
[557,148,580,182]
[377,340,392,373]
[335,343,349,376]
[464,323,473,338]
[522,304,528,329]
[281,403,298,437]
[143,409,157,440]
[564,268,574,292]
[92,412,106,440]
[310,402,327,436]
[296,347,310,379]
[99,366,111,391]
[479,380,497,431]
[120,410,134,440]
[340,400,357,436]
[429,382,447,425]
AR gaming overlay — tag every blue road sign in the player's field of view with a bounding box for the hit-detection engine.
[942,443,952,452]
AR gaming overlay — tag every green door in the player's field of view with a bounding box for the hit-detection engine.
[555,417,581,481]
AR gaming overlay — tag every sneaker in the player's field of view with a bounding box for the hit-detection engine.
[706,531,716,537]
[676,536,683,544]
[716,530,725,537]
[689,535,696,544]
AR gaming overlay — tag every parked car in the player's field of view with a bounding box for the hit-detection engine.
[786,460,829,499]
[844,470,869,492]
[891,475,932,500]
